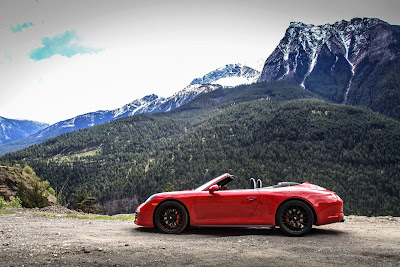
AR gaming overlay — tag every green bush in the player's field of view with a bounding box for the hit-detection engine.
[23,164,35,176]
[71,187,97,213]
[17,177,50,208]
[47,187,56,196]
[0,196,22,208]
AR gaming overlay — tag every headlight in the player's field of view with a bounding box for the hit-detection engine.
[145,194,157,203]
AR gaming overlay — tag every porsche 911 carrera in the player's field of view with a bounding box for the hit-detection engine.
[134,173,344,236]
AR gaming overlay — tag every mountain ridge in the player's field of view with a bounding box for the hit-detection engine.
[0,64,258,155]
[190,63,260,86]
[0,116,49,146]
[1,80,399,216]
[259,17,400,119]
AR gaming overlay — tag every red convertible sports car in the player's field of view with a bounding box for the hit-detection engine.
[134,173,344,236]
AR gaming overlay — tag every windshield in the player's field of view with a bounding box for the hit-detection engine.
[194,174,230,191]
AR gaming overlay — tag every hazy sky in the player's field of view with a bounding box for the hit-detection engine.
[1,0,399,124]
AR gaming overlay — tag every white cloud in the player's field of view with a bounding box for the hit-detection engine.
[29,30,102,61]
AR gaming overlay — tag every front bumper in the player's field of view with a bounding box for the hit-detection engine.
[134,208,155,227]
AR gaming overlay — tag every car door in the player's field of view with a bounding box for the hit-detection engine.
[195,189,260,223]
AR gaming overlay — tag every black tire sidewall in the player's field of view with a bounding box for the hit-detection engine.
[154,201,188,234]
[277,200,314,236]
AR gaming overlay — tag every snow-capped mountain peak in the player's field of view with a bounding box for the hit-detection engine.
[0,116,49,145]
[0,63,252,155]
[190,63,260,87]
[259,17,398,103]
[112,94,165,118]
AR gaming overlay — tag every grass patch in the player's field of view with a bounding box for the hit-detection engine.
[29,212,135,220]
[0,209,15,215]
[0,209,135,220]
[51,148,101,163]
[63,214,135,220]
[30,212,58,218]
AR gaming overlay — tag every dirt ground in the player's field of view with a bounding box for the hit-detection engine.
[0,210,399,267]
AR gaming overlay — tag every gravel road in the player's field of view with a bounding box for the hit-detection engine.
[0,210,399,266]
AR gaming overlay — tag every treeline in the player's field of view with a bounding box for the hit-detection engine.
[1,81,399,215]
[348,57,400,121]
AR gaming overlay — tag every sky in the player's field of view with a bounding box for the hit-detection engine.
[1,0,399,124]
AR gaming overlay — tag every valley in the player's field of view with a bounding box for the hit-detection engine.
[1,81,399,216]
[1,17,400,218]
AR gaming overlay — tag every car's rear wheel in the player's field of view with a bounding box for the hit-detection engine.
[276,200,314,236]
[154,201,188,234]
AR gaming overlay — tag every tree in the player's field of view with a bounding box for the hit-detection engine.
[17,177,50,208]
[71,187,97,213]
[165,182,175,192]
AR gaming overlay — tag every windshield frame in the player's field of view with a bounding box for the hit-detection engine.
[194,173,232,191]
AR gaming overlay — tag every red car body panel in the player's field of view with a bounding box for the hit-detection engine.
[134,173,344,228]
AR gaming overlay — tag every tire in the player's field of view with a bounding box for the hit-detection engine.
[154,201,188,234]
[276,200,314,236]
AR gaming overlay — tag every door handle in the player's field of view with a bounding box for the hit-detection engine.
[247,196,257,201]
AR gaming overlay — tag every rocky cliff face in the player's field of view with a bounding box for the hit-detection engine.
[259,18,400,114]
[0,166,56,206]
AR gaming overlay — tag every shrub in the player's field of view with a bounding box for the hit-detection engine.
[17,177,50,208]
[23,164,35,176]
[71,187,97,213]
[0,196,22,208]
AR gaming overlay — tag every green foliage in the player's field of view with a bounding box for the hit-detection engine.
[55,189,67,206]
[62,214,135,220]
[1,81,399,216]
[165,182,175,192]
[18,177,50,208]
[47,186,56,196]
[23,164,35,176]
[0,210,15,214]
[348,57,400,120]
[0,165,54,209]
[0,196,22,208]
[71,187,97,213]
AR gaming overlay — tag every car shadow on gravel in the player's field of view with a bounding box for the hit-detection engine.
[133,226,344,237]
[308,228,344,236]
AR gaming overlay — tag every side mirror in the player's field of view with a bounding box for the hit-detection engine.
[209,185,219,194]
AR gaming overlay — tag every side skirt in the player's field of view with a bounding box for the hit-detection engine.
[190,225,275,228]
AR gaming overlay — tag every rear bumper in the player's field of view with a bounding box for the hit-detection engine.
[318,211,344,225]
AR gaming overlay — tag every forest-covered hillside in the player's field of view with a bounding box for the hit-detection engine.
[1,81,399,216]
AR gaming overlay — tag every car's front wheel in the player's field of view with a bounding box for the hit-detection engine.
[276,200,314,236]
[154,201,188,234]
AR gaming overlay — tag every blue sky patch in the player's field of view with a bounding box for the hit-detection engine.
[10,22,35,33]
[29,30,102,61]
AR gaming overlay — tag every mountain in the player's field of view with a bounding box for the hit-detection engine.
[0,116,48,145]
[0,85,222,156]
[191,63,260,87]
[259,17,400,119]
[0,64,258,156]
[1,80,399,216]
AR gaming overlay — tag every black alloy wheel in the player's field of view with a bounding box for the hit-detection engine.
[154,201,188,234]
[276,200,314,236]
